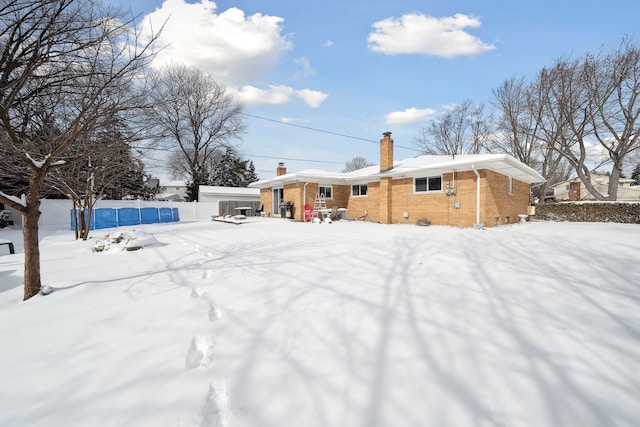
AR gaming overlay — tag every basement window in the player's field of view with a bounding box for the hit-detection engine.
[414,176,442,193]
[319,185,333,199]
[352,184,368,197]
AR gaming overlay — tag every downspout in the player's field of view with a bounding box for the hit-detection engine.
[303,182,309,222]
[471,164,483,229]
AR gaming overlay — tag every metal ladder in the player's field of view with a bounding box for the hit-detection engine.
[312,193,327,218]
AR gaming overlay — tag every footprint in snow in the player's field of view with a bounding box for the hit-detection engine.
[185,336,215,369]
[201,382,229,427]
[209,303,222,321]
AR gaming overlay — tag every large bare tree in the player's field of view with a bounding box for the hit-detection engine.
[146,63,246,201]
[0,0,159,300]
[491,76,571,201]
[414,100,492,156]
[537,37,640,200]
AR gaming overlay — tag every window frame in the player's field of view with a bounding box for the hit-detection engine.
[508,177,513,195]
[414,175,443,193]
[351,184,368,197]
[318,185,333,199]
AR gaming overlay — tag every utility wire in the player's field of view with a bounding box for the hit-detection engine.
[131,113,423,168]
[244,113,422,153]
[243,113,377,143]
[247,153,342,164]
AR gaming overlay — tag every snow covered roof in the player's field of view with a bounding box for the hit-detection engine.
[551,173,635,189]
[154,193,183,201]
[160,180,187,187]
[198,186,260,196]
[249,153,545,188]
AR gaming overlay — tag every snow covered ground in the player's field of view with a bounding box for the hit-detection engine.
[0,218,639,427]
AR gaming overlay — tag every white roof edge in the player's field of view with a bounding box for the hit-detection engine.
[250,154,546,187]
[199,185,259,194]
[385,154,545,183]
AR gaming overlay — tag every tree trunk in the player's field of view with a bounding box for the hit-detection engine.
[607,161,624,201]
[22,199,42,300]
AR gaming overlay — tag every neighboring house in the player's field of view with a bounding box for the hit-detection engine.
[198,185,260,217]
[551,174,640,202]
[248,132,545,228]
[198,186,260,204]
[154,180,188,202]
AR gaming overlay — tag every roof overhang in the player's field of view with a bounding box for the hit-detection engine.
[383,155,545,184]
[249,154,545,188]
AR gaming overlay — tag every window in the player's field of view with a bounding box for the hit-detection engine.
[414,176,442,193]
[352,184,368,197]
[319,185,333,199]
[508,177,513,195]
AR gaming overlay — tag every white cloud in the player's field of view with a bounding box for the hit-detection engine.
[323,40,334,47]
[235,85,328,108]
[235,85,295,106]
[138,1,328,110]
[368,13,495,58]
[140,0,293,86]
[296,89,328,108]
[385,107,438,125]
[582,140,611,166]
[293,57,315,79]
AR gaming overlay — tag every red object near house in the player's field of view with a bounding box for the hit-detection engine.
[304,204,312,222]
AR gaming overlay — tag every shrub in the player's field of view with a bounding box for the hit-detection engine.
[416,217,431,226]
[534,202,640,223]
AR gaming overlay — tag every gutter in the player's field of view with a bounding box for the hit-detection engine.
[303,181,309,220]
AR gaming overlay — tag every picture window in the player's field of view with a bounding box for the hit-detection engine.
[319,185,333,199]
[414,176,442,193]
[352,184,368,197]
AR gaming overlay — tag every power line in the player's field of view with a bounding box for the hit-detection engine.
[244,113,422,153]
[131,145,343,165]
[244,113,377,144]
[247,153,342,164]
[132,113,423,167]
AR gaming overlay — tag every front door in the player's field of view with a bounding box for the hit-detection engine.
[569,181,581,201]
[272,188,284,216]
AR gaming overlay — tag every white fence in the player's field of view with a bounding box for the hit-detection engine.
[6,199,221,227]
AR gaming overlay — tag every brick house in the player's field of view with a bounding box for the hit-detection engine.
[248,132,545,228]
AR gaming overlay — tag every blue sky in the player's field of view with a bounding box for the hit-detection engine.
[110,0,640,180]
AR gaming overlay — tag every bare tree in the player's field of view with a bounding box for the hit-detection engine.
[492,77,539,163]
[491,76,571,201]
[146,63,246,201]
[537,37,640,200]
[47,130,148,240]
[0,0,159,300]
[342,156,374,172]
[414,100,492,156]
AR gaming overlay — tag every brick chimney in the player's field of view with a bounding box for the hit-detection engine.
[380,131,393,172]
[276,162,286,176]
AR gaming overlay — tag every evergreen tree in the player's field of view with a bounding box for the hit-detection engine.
[210,147,258,187]
[243,160,259,185]
[186,166,209,201]
[632,162,640,185]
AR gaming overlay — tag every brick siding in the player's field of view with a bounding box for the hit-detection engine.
[260,169,530,227]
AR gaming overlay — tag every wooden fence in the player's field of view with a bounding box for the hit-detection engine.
[217,200,262,216]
